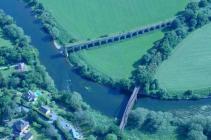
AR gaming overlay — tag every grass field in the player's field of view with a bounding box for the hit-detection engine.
[155,23,211,96]
[41,0,188,40]
[74,31,163,80]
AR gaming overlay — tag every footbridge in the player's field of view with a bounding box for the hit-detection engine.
[64,19,173,54]
[119,86,140,130]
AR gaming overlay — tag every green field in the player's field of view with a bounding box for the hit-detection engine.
[41,0,188,40]
[155,23,211,96]
[74,31,163,80]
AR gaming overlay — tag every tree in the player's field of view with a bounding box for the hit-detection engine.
[142,111,165,133]
[183,9,197,23]
[74,110,96,129]
[44,125,61,140]
[9,77,20,88]
[118,79,131,90]
[61,91,83,111]
[135,65,153,86]
[87,135,97,140]
[189,18,197,29]
[0,72,7,88]
[105,133,118,140]
[199,0,208,7]
[1,127,12,137]
[0,94,17,124]
[187,130,207,140]
[49,26,60,40]
[186,2,199,12]
[3,24,24,41]
[197,13,209,27]
[171,18,182,29]
[158,39,171,59]
[176,27,187,39]
[128,108,149,128]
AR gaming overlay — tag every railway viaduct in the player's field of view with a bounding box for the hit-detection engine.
[63,19,173,55]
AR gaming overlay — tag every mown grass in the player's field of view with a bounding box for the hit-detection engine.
[74,31,163,80]
[155,23,211,96]
[40,0,188,40]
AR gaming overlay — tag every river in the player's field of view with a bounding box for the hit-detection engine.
[1,0,211,118]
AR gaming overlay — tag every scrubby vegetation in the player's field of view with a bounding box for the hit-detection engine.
[128,107,211,140]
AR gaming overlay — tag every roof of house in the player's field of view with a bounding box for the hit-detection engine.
[24,90,36,101]
[39,106,50,114]
[14,120,29,132]
[22,132,33,140]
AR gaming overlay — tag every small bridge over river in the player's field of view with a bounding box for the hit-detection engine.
[63,19,173,55]
[119,86,140,130]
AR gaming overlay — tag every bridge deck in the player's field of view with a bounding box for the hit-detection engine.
[119,86,140,130]
[64,19,173,53]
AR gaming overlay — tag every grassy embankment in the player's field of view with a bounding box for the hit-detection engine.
[155,23,211,98]
[40,0,188,80]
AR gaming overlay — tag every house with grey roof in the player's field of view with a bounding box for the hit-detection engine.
[23,90,37,102]
[14,120,29,136]
[39,105,51,116]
